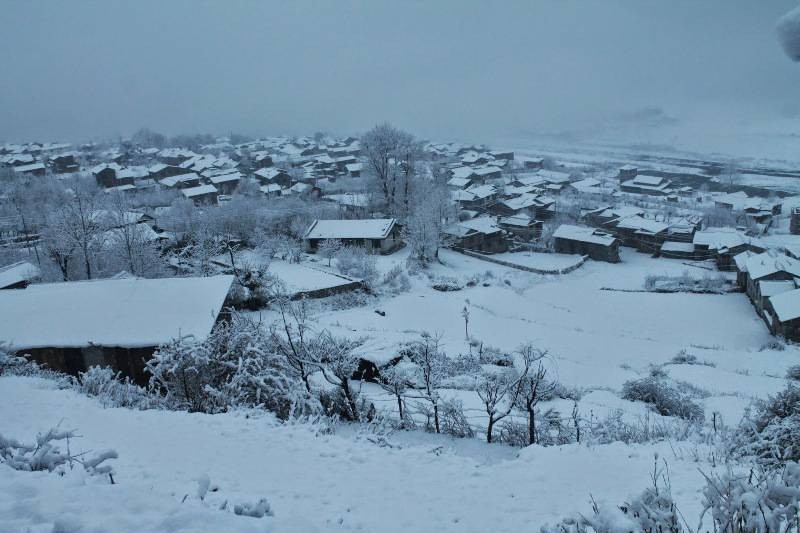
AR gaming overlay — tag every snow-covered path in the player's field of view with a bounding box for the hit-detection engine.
[2,377,713,532]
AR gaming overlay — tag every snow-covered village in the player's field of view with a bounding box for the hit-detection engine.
[2,2,800,532]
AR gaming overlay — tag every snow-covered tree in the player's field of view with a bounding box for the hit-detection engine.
[404,332,448,433]
[318,238,343,267]
[361,123,423,216]
[778,4,800,61]
[404,174,452,265]
[515,345,555,445]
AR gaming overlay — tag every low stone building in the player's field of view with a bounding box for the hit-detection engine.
[553,224,620,263]
[0,275,234,384]
[304,218,402,254]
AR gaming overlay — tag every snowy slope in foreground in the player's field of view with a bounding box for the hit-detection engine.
[1,376,715,533]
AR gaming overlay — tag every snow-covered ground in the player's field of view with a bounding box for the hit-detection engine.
[0,376,723,532]
[4,246,798,532]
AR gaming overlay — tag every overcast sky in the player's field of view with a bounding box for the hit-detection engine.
[1,1,798,145]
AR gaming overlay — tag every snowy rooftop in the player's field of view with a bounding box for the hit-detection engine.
[304,219,397,240]
[0,275,233,350]
[769,288,800,322]
[181,184,218,198]
[0,261,40,289]
[553,224,617,246]
[745,252,800,281]
[208,171,242,184]
[159,173,199,188]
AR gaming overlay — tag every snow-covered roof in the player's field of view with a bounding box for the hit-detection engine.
[465,184,496,199]
[553,224,617,246]
[631,175,665,186]
[456,216,502,235]
[769,288,800,322]
[304,219,397,240]
[745,252,800,281]
[13,162,46,173]
[0,275,234,350]
[0,261,40,289]
[254,168,286,180]
[325,193,370,207]
[499,214,535,227]
[208,172,242,184]
[693,228,747,250]
[660,241,695,253]
[181,184,218,198]
[758,279,796,298]
[537,170,571,184]
[614,215,668,234]
[159,173,199,188]
[447,177,472,188]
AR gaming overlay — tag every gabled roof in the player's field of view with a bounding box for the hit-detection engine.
[745,252,800,281]
[0,275,234,350]
[553,224,617,246]
[181,184,218,198]
[614,215,669,234]
[769,288,800,322]
[159,172,200,188]
[304,219,397,240]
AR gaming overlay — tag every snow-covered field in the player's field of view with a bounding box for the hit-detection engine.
[0,377,722,532]
[3,246,798,532]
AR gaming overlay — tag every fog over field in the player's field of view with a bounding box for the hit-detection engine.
[2,1,799,151]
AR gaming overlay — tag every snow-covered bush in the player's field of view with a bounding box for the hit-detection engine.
[326,289,371,311]
[761,339,787,352]
[227,265,280,310]
[381,264,410,294]
[669,350,716,367]
[335,246,378,288]
[541,459,682,532]
[788,365,800,382]
[0,425,117,478]
[233,498,274,518]
[700,463,800,532]
[498,420,529,447]
[588,410,696,445]
[644,272,730,293]
[0,349,74,386]
[622,375,704,421]
[437,398,475,438]
[734,383,800,469]
[146,314,319,419]
[78,366,162,410]
[430,276,462,292]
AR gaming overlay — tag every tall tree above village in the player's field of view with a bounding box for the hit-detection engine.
[360,123,423,217]
[46,179,104,280]
[777,3,800,61]
[404,175,452,265]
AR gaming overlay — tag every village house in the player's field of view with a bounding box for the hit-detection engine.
[518,156,544,170]
[488,150,514,161]
[159,172,201,189]
[607,215,669,253]
[444,217,509,254]
[743,252,800,309]
[498,214,542,241]
[553,224,620,262]
[0,275,234,384]
[91,162,126,188]
[207,171,242,195]
[181,184,219,205]
[345,163,362,177]
[49,152,79,174]
[618,165,638,180]
[148,163,192,181]
[304,218,401,254]
[620,174,671,196]
[260,183,283,198]
[766,288,800,341]
[13,162,47,177]
[460,184,498,210]
[255,167,292,188]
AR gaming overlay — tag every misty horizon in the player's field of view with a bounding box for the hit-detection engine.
[2,1,799,152]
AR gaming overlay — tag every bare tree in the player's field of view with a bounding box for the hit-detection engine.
[377,361,415,426]
[270,294,316,393]
[310,332,365,421]
[49,179,104,280]
[515,344,555,445]
[475,362,528,444]
[317,238,343,267]
[405,332,447,433]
